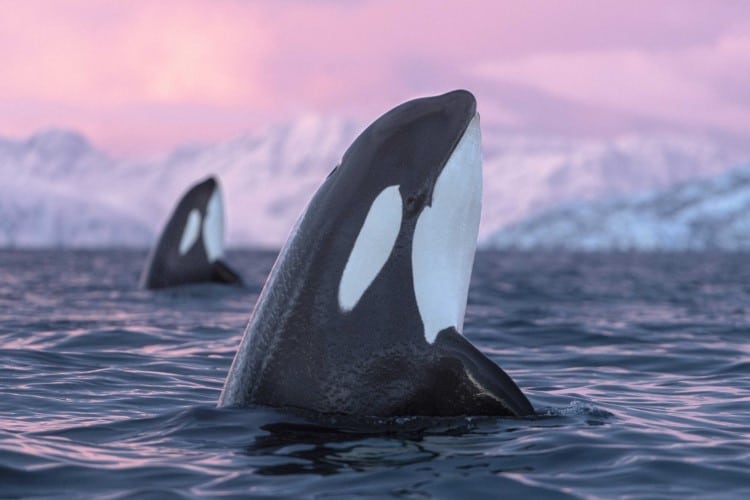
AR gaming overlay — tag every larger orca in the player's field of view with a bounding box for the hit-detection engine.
[140,176,242,289]
[219,90,533,417]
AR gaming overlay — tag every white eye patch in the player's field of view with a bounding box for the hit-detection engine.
[412,114,482,343]
[338,185,403,312]
[202,188,224,262]
[179,209,202,255]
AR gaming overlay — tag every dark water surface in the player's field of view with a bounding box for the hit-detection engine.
[1,249,748,498]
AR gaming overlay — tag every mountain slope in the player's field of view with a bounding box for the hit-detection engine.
[0,183,152,247]
[486,163,750,250]
[1,122,748,248]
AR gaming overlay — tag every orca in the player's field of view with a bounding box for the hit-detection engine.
[139,176,242,289]
[219,90,533,417]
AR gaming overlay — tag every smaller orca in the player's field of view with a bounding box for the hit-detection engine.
[219,90,534,417]
[139,176,242,289]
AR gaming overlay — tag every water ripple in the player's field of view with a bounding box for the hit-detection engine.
[1,250,749,497]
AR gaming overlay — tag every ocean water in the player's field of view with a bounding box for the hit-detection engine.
[1,249,748,498]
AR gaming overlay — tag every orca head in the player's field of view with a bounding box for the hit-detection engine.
[322,90,482,344]
[219,90,532,416]
[171,176,225,263]
[140,176,241,289]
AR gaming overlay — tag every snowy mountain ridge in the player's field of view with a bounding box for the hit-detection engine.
[1,119,748,248]
[486,162,750,251]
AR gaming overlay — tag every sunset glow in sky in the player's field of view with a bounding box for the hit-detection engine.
[2,0,750,154]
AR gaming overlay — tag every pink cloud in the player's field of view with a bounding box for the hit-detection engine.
[0,0,273,152]
[473,34,750,134]
[0,1,270,105]
[0,0,749,153]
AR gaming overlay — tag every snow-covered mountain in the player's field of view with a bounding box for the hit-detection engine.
[0,130,153,247]
[0,118,359,248]
[1,120,748,248]
[479,130,747,239]
[0,182,153,247]
[486,163,750,250]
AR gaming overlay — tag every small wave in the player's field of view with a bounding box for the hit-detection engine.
[538,400,614,420]
[4,250,750,498]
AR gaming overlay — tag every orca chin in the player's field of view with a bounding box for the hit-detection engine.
[140,176,242,290]
[219,90,534,417]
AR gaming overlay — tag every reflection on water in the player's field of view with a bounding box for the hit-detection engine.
[249,422,440,476]
[0,250,749,497]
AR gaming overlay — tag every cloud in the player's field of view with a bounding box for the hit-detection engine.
[0,0,274,151]
[0,1,270,105]
[472,34,750,134]
[1,1,750,153]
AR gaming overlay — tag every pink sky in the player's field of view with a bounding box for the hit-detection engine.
[1,0,749,155]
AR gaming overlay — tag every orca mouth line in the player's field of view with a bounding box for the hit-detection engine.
[423,112,480,209]
[412,112,482,344]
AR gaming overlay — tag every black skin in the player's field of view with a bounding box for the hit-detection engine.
[219,90,534,417]
[140,176,242,290]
